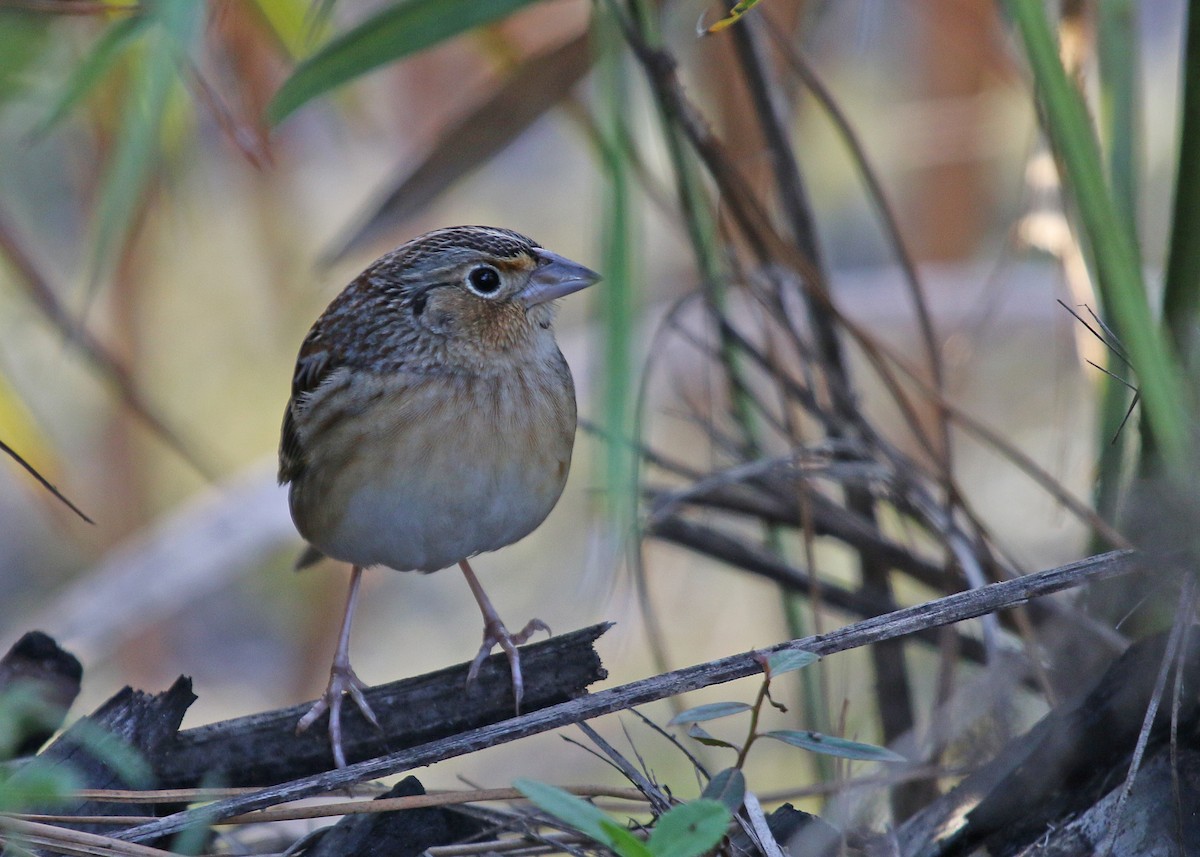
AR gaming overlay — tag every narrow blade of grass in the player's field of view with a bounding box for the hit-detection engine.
[1163,0,1200,367]
[31,15,149,138]
[90,0,201,289]
[1005,0,1190,468]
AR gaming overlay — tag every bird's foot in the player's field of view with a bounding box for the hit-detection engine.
[296,662,380,768]
[466,616,551,712]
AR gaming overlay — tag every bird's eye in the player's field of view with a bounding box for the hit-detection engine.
[466,265,502,296]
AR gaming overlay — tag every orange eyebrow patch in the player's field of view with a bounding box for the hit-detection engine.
[493,256,535,274]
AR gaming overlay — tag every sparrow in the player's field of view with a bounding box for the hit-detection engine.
[279,225,599,767]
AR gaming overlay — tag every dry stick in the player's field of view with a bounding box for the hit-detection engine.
[727,21,923,790]
[17,787,649,827]
[612,19,943,467]
[613,12,1126,558]
[717,308,1130,551]
[0,816,176,857]
[574,722,671,814]
[762,45,968,763]
[765,27,947,463]
[116,549,1145,844]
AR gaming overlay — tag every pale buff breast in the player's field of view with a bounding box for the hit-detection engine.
[289,352,576,572]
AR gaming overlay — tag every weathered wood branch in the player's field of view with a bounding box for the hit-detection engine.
[155,623,611,787]
[0,622,609,857]
[8,677,196,851]
[118,548,1148,844]
[896,628,1200,855]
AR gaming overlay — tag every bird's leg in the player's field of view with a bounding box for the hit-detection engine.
[460,559,550,712]
[296,564,381,768]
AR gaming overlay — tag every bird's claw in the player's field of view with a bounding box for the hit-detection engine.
[296,662,380,768]
[466,617,551,712]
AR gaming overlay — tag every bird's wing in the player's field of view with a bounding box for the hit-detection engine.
[278,335,336,485]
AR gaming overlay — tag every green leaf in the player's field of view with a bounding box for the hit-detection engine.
[32,15,150,138]
[0,762,81,813]
[700,768,745,812]
[765,649,819,678]
[267,0,546,125]
[667,702,751,726]
[685,724,738,750]
[1164,1,1200,366]
[514,778,650,857]
[646,800,731,857]
[601,820,654,857]
[323,32,593,262]
[90,0,201,286]
[594,3,637,540]
[0,684,61,761]
[761,730,906,763]
[0,11,52,105]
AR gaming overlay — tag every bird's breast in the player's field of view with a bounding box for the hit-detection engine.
[289,351,576,572]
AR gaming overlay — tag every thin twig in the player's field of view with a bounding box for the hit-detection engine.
[630,710,711,780]
[0,436,92,523]
[576,722,672,813]
[0,816,175,857]
[19,792,647,848]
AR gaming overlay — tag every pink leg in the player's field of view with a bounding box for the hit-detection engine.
[296,565,380,767]
[460,559,550,712]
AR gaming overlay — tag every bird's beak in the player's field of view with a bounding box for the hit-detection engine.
[519,249,602,308]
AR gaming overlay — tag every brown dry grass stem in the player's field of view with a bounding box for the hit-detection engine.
[10,785,648,827]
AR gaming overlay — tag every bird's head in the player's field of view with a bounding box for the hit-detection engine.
[373,226,599,367]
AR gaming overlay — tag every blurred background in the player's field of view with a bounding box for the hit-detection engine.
[0,0,1187,828]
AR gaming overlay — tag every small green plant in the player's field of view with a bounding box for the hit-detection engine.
[0,685,81,814]
[514,779,732,857]
[0,684,150,814]
[669,649,906,767]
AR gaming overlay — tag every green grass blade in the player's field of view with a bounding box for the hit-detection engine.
[1163,0,1200,368]
[0,11,52,105]
[1098,0,1141,243]
[1092,0,1141,524]
[266,0,545,125]
[90,0,201,288]
[594,2,637,536]
[1005,0,1190,468]
[31,15,150,139]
